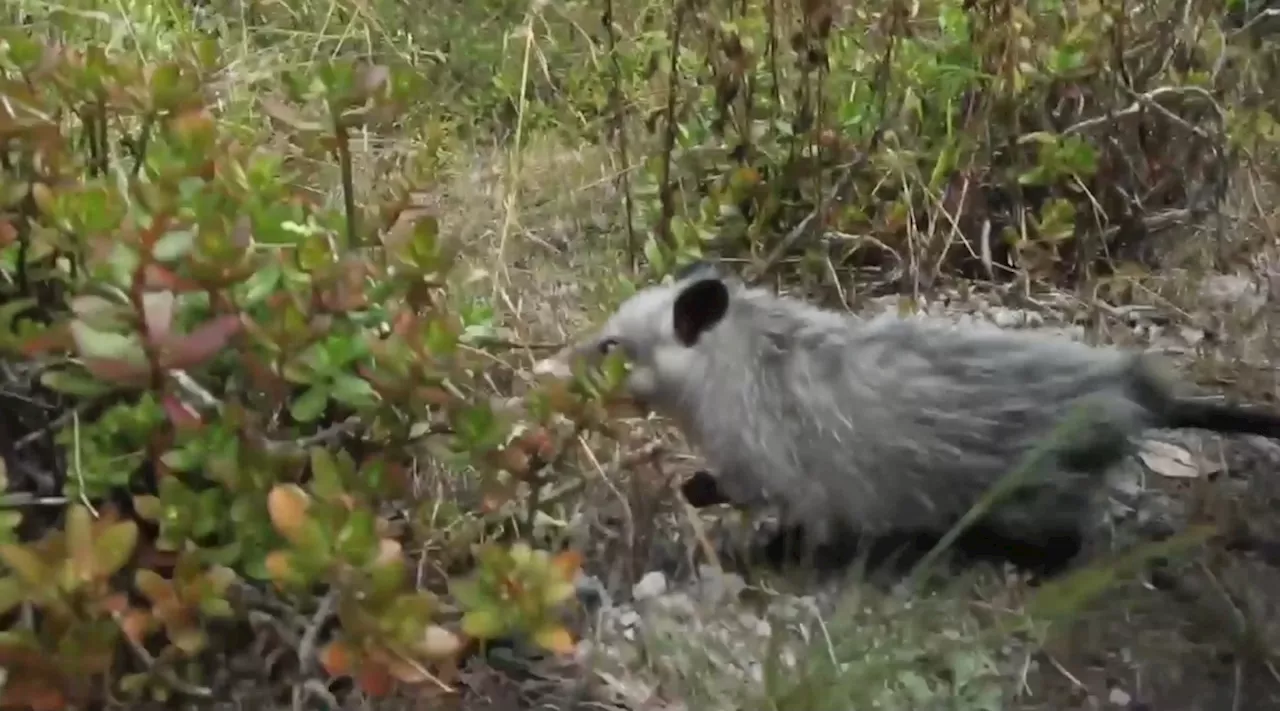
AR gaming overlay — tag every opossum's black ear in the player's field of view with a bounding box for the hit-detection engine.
[672,277,729,346]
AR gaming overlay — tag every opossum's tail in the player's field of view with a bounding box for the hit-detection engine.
[1162,399,1280,438]
[1130,354,1280,438]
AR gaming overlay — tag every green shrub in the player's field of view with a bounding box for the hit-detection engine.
[0,24,634,707]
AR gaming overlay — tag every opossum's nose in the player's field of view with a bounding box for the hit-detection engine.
[532,349,574,379]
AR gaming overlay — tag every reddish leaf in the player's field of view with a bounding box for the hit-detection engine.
[417,386,454,408]
[19,326,72,356]
[532,624,576,656]
[82,356,151,386]
[135,570,176,606]
[391,308,416,337]
[267,484,311,542]
[162,394,203,431]
[479,479,517,513]
[319,640,353,677]
[230,215,253,250]
[493,447,531,479]
[517,428,556,460]
[355,660,394,697]
[0,220,17,247]
[550,549,584,581]
[168,108,215,144]
[264,551,298,586]
[158,314,244,370]
[99,592,131,614]
[138,214,172,251]
[142,291,175,344]
[323,257,371,311]
[244,355,288,403]
[0,680,67,711]
[119,608,153,645]
[141,263,202,292]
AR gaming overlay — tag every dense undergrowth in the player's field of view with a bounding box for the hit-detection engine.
[0,0,1277,707]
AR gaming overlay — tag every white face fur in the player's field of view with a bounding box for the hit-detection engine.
[533,268,731,412]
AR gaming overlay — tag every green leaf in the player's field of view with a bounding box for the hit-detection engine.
[0,576,23,616]
[368,553,407,602]
[0,543,53,588]
[153,229,196,262]
[291,518,334,567]
[1018,166,1049,186]
[0,512,22,543]
[290,386,330,422]
[410,215,440,265]
[69,320,145,361]
[461,607,506,640]
[93,520,139,577]
[160,445,202,473]
[66,505,95,580]
[600,349,629,391]
[241,262,282,306]
[0,297,35,336]
[40,368,116,397]
[133,495,163,521]
[329,374,378,408]
[171,625,209,655]
[199,596,234,618]
[448,578,487,609]
[309,447,344,500]
[333,509,378,564]
[643,237,666,276]
[929,141,958,190]
[424,319,458,356]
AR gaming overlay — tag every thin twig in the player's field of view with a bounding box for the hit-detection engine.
[115,610,214,698]
[1063,85,1224,139]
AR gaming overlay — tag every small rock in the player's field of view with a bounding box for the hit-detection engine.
[1108,687,1132,706]
[694,565,746,604]
[632,571,668,601]
[654,591,696,617]
[617,608,641,630]
[992,309,1021,328]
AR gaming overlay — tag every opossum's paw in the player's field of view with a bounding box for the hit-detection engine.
[680,470,732,508]
[951,525,1085,583]
[752,521,886,574]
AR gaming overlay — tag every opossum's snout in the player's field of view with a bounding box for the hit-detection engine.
[532,338,655,415]
[532,346,576,379]
[532,336,612,380]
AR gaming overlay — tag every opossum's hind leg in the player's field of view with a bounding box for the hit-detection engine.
[949,524,1085,581]
[755,519,1086,582]
[753,521,938,576]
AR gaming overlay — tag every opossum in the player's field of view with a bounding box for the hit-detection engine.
[534,260,1280,576]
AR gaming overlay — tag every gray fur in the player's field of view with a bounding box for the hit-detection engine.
[535,264,1267,551]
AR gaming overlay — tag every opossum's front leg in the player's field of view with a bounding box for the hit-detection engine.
[680,469,734,508]
[679,466,774,510]
[679,469,831,561]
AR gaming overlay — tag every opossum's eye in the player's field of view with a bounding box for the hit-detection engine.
[598,338,620,355]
